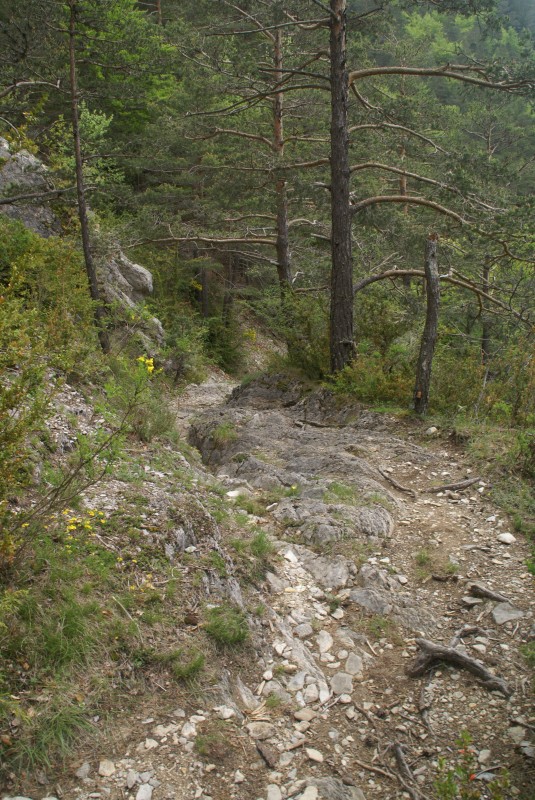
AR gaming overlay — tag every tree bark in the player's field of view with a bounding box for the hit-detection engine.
[329,0,354,373]
[68,0,110,354]
[481,261,491,364]
[200,266,210,318]
[273,27,292,292]
[414,235,440,415]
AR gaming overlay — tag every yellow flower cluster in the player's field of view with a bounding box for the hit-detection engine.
[60,508,106,550]
[128,573,155,592]
[137,355,155,374]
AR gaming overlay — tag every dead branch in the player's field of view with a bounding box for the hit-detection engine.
[352,757,395,780]
[0,79,62,99]
[392,743,425,800]
[0,185,80,205]
[135,234,276,248]
[349,64,533,93]
[449,625,482,648]
[349,162,503,211]
[378,468,416,499]
[351,194,467,225]
[468,583,510,603]
[348,122,448,153]
[407,638,511,697]
[425,476,481,493]
[353,269,530,326]
[190,127,273,147]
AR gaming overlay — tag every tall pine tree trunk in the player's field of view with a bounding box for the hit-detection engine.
[414,235,440,415]
[273,28,292,292]
[481,262,491,364]
[68,0,110,354]
[329,0,354,373]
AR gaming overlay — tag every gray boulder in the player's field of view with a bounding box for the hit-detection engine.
[0,137,59,237]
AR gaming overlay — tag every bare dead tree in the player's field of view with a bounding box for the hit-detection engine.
[414,235,440,415]
[329,0,354,373]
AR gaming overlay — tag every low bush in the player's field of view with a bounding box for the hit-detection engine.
[204,604,249,647]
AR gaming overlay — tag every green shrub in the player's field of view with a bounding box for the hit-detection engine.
[152,648,205,682]
[212,422,238,447]
[204,604,249,647]
[0,219,100,565]
[249,531,273,559]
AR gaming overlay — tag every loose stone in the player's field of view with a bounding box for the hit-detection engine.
[98,760,116,778]
[330,672,353,695]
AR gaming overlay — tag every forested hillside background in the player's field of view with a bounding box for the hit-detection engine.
[0,0,534,788]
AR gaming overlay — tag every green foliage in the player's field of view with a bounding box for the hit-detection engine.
[153,648,205,683]
[331,343,413,405]
[206,314,244,374]
[0,219,100,564]
[249,530,273,560]
[434,731,510,800]
[204,604,249,647]
[104,356,176,443]
[211,422,238,448]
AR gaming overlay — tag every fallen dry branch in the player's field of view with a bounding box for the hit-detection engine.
[407,638,511,697]
[425,476,481,493]
[378,468,417,499]
[392,742,425,800]
[449,625,481,648]
[468,582,510,603]
[352,757,395,780]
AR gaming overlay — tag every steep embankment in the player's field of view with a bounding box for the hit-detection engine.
[4,373,533,800]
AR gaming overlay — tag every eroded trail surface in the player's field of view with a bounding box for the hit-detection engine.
[33,374,533,800]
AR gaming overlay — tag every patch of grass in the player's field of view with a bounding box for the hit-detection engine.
[249,531,273,559]
[325,592,341,613]
[364,491,393,510]
[163,649,205,683]
[265,692,282,710]
[415,548,431,567]
[4,694,92,773]
[204,604,249,647]
[212,422,238,448]
[323,481,358,504]
[365,615,393,639]
[520,641,535,669]
[194,723,234,761]
[207,551,228,578]
[238,496,268,516]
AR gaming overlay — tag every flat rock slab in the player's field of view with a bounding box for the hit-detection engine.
[349,588,393,616]
[330,672,353,695]
[492,602,524,625]
[307,777,366,800]
[301,554,350,589]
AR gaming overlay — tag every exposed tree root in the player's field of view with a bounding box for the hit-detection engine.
[407,637,511,697]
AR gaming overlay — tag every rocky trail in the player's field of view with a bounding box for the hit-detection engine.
[7,373,534,800]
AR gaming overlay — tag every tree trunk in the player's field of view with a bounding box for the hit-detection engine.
[273,28,292,292]
[68,0,110,354]
[200,266,210,318]
[221,257,235,328]
[414,235,440,415]
[481,261,491,364]
[329,0,354,373]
